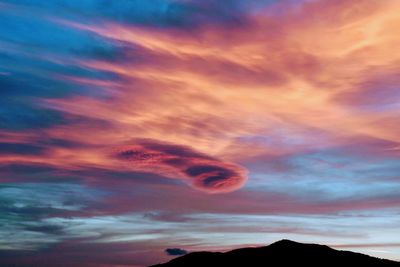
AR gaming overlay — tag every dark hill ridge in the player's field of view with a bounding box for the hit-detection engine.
[150,239,400,267]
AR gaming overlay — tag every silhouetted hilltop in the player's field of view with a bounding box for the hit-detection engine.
[150,239,400,267]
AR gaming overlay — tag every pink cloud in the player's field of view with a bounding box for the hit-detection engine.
[111,139,247,193]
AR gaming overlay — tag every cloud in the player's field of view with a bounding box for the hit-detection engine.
[1,0,399,197]
[1,0,400,265]
[165,248,188,256]
[3,0,277,29]
[0,142,44,155]
[42,0,399,172]
[0,182,108,252]
[111,139,247,193]
[22,225,65,236]
[332,243,400,249]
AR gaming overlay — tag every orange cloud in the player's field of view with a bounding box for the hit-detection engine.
[5,0,398,192]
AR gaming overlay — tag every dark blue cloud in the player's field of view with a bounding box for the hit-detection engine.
[0,61,120,130]
[0,163,56,174]
[0,142,44,155]
[22,224,65,236]
[0,102,65,130]
[165,248,188,256]
[0,205,67,218]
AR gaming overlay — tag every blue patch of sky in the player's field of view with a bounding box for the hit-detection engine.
[246,150,400,201]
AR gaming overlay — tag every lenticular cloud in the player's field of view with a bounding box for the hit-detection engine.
[111,139,247,193]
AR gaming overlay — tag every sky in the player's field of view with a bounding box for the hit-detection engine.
[0,0,400,266]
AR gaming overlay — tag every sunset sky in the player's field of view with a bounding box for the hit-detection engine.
[1,0,400,266]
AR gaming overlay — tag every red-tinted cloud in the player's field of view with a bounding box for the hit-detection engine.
[111,139,247,193]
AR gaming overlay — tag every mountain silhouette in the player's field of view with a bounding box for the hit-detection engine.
[150,239,400,267]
